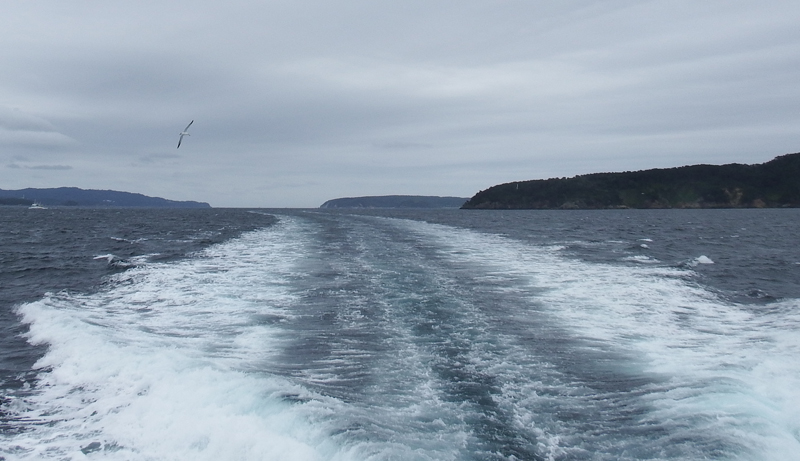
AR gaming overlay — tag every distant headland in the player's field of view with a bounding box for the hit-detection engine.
[321,195,468,209]
[0,187,210,208]
[462,153,800,209]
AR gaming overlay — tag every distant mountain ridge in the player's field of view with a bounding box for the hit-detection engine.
[0,187,210,208]
[462,153,800,209]
[321,195,468,209]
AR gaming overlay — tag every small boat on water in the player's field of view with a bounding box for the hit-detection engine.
[28,202,47,209]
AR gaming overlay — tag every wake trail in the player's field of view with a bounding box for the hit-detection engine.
[3,212,798,461]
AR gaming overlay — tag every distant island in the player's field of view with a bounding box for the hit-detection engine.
[321,195,468,209]
[462,153,800,209]
[0,187,210,208]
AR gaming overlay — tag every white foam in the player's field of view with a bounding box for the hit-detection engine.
[695,255,714,264]
[5,214,798,460]
[5,219,340,460]
[92,253,148,268]
[623,255,659,264]
[4,216,473,461]
[396,218,800,460]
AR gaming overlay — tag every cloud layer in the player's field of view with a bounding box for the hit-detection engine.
[2,1,799,206]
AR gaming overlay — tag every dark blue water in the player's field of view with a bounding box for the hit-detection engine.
[0,208,276,390]
[1,208,798,460]
[346,208,800,303]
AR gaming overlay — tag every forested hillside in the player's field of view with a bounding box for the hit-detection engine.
[462,153,800,209]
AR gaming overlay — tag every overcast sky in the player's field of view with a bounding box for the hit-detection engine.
[1,1,799,207]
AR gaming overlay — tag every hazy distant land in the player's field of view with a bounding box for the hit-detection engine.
[321,195,468,209]
[9,152,798,211]
[462,153,800,209]
[0,187,210,208]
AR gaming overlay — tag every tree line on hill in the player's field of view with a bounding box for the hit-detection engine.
[320,195,468,208]
[0,187,210,208]
[462,153,800,209]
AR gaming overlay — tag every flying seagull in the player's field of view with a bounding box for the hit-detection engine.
[177,120,193,148]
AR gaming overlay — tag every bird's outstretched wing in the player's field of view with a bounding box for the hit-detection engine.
[177,120,193,148]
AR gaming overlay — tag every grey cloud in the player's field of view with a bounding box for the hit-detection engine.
[375,141,434,150]
[0,107,77,149]
[0,1,798,206]
[27,164,73,170]
[0,106,58,132]
[7,163,72,170]
[137,153,182,165]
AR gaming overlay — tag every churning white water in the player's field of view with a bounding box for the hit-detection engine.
[3,213,799,460]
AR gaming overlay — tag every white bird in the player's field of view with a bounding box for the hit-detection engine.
[177,120,193,148]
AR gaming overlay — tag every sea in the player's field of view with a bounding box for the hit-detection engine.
[0,207,798,460]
